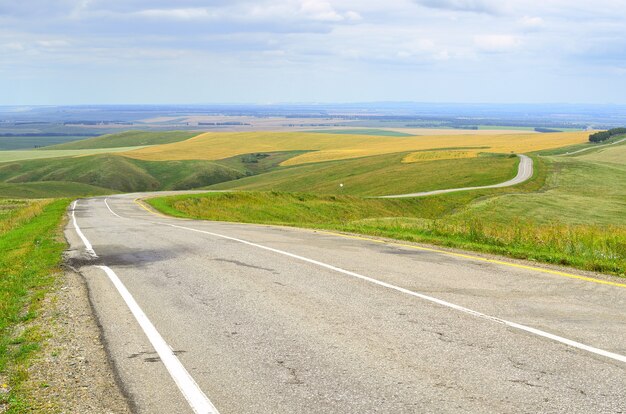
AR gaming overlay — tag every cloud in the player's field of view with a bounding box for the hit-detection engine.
[413,0,501,14]
[520,16,544,28]
[2,0,626,104]
[474,35,522,52]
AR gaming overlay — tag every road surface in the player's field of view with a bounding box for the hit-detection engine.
[379,154,533,198]
[65,193,626,413]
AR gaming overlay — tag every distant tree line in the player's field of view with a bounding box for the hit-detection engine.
[534,127,561,133]
[589,127,626,143]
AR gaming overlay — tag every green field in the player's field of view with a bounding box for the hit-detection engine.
[0,136,91,150]
[44,130,199,150]
[306,129,415,137]
[0,198,70,411]
[0,146,148,163]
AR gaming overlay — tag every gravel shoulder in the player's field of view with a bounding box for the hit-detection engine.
[18,266,131,413]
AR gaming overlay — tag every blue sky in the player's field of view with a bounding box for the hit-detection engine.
[1,0,625,105]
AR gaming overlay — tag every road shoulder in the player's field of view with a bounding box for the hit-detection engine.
[18,266,131,413]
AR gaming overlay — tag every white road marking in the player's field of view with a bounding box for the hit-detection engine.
[161,221,626,364]
[104,198,123,218]
[97,266,220,414]
[71,200,97,258]
[72,202,220,414]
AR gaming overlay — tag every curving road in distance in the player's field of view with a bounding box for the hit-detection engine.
[379,154,533,198]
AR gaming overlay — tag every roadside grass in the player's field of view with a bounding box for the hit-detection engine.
[206,152,519,196]
[120,130,588,165]
[148,154,626,276]
[42,130,199,150]
[0,198,70,412]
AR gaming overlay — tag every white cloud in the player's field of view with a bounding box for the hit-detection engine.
[520,16,544,28]
[413,0,501,14]
[474,34,522,52]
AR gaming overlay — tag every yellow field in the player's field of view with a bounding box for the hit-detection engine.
[384,128,539,136]
[120,131,589,166]
[402,150,478,163]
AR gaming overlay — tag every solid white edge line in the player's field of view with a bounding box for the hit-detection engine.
[72,200,219,414]
[162,221,626,365]
[97,265,219,414]
[71,200,98,258]
[104,198,123,218]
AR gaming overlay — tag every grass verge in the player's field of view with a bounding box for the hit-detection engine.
[147,191,625,276]
[0,198,70,412]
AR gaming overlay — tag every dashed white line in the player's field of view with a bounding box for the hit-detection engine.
[72,200,220,414]
[161,221,626,365]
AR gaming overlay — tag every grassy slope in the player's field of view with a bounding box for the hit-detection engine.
[208,153,519,196]
[0,199,70,411]
[0,154,242,193]
[43,130,198,150]
[0,151,305,196]
[455,156,626,226]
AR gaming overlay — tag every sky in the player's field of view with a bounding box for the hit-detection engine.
[1,0,625,105]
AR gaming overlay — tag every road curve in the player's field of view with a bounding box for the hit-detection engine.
[65,194,626,413]
[379,154,533,198]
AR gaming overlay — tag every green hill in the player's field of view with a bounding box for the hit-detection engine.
[43,131,199,150]
[207,152,519,196]
[0,150,305,196]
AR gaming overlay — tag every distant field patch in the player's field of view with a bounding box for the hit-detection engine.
[402,150,478,163]
[0,136,90,150]
[0,146,147,163]
[121,131,588,166]
[44,130,199,150]
[306,129,414,137]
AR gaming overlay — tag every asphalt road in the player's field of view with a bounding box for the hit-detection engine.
[66,193,626,413]
[380,154,533,198]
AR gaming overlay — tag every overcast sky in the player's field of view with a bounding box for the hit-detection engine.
[1,0,625,105]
